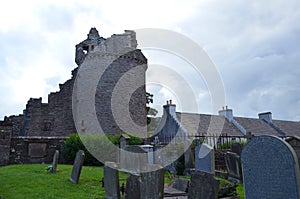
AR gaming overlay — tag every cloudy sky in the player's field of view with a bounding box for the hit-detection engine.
[0,0,300,121]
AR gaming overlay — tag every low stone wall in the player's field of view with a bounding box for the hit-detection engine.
[9,136,68,165]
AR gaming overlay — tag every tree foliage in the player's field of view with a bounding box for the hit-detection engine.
[62,134,102,166]
[146,92,158,125]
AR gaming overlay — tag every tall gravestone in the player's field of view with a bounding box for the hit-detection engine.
[70,150,85,184]
[52,150,59,173]
[286,136,300,170]
[230,142,243,156]
[126,164,164,199]
[188,171,219,199]
[224,152,243,182]
[104,162,120,199]
[241,135,300,199]
[120,145,148,173]
[172,178,189,192]
[195,143,215,175]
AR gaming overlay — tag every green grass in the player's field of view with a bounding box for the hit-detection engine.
[236,183,245,199]
[0,164,128,199]
[0,164,244,199]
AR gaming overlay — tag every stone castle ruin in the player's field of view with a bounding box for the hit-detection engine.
[0,28,147,165]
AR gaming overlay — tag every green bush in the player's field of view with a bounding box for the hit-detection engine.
[62,134,102,166]
[62,132,144,166]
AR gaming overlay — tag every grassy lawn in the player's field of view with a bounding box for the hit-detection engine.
[0,164,120,199]
[0,164,244,199]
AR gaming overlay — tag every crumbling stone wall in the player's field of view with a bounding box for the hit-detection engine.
[0,28,147,165]
[0,120,12,165]
[5,28,147,137]
[9,136,68,164]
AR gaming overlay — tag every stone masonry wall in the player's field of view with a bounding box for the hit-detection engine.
[5,28,146,137]
[0,123,12,165]
[0,28,147,165]
[9,136,68,164]
[74,28,147,135]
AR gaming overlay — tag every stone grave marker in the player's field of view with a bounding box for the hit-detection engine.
[126,164,164,199]
[188,171,219,199]
[230,142,243,156]
[104,162,120,199]
[126,174,140,199]
[224,151,243,182]
[120,145,148,173]
[52,150,59,173]
[172,178,189,192]
[241,135,300,199]
[286,136,300,170]
[195,143,215,175]
[70,150,85,184]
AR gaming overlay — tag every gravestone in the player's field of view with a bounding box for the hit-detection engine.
[184,146,193,169]
[195,143,215,175]
[70,150,85,184]
[126,174,140,199]
[241,135,300,199]
[188,171,219,199]
[172,178,189,192]
[126,164,164,199]
[224,152,243,182]
[52,150,59,173]
[286,136,300,170]
[104,162,120,199]
[120,145,148,173]
[230,142,243,156]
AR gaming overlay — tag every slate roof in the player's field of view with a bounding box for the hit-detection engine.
[233,117,281,136]
[154,105,300,139]
[176,112,244,136]
[272,120,300,137]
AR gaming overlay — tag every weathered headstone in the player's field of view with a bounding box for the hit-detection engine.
[184,146,193,169]
[70,150,85,184]
[120,145,148,173]
[286,136,300,170]
[195,143,215,175]
[230,142,243,156]
[104,162,120,199]
[172,178,189,192]
[241,135,300,199]
[126,164,164,199]
[188,171,219,199]
[224,152,243,182]
[126,174,140,199]
[52,150,59,173]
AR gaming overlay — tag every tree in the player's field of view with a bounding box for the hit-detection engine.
[146,92,158,124]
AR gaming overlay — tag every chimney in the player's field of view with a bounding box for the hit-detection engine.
[218,106,233,122]
[258,112,272,123]
[163,100,176,117]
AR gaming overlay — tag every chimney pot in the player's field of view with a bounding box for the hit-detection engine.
[170,100,172,105]
[219,107,233,122]
[258,112,272,123]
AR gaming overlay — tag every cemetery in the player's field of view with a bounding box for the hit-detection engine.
[0,28,300,198]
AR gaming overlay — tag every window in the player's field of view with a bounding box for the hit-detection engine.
[43,122,52,131]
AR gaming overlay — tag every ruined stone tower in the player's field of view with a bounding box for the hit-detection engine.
[5,28,147,136]
[0,27,148,164]
[73,28,148,135]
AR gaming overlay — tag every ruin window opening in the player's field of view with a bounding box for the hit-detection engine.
[43,122,52,131]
